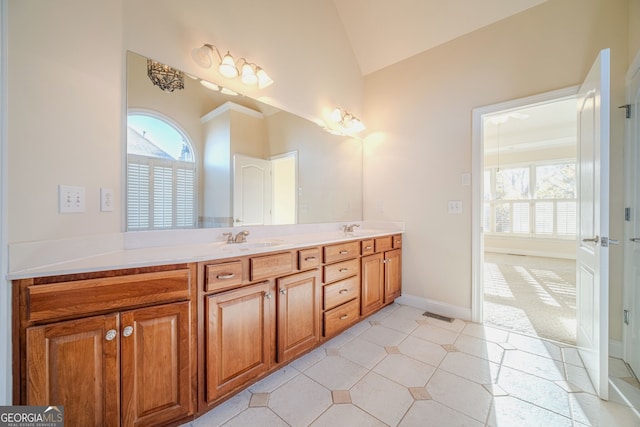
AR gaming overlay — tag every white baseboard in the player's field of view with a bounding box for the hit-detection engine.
[396,294,472,321]
[609,339,623,359]
[485,248,576,260]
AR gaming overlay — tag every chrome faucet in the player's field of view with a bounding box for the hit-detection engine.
[222,232,234,244]
[234,230,250,243]
[342,224,360,233]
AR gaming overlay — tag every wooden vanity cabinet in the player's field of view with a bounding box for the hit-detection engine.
[361,235,403,314]
[204,280,275,403]
[322,242,361,338]
[16,264,197,427]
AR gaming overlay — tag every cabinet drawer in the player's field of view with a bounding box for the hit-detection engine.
[324,298,360,337]
[393,235,402,249]
[27,269,191,322]
[250,252,294,281]
[374,236,393,253]
[361,239,375,256]
[205,261,243,292]
[324,276,359,310]
[323,241,360,264]
[323,258,359,284]
[298,248,321,270]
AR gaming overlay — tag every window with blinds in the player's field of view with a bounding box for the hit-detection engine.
[127,113,196,231]
[483,162,576,239]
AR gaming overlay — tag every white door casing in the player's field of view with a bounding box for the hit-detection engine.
[576,48,611,400]
[233,154,272,226]
[623,50,640,378]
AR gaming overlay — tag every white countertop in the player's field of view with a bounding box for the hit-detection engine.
[8,222,404,280]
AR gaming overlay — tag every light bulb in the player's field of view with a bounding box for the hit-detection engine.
[256,68,273,88]
[329,108,342,123]
[241,63,258,85]
[191,45,213,68]
[219,52,238,78]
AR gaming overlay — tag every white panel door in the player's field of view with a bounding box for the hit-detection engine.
[576,48,611,400]
[625,57,640,377]
[233,154,272,226]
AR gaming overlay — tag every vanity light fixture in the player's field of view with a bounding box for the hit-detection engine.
[191,43,274,89]
[323,107,366,136]
[147,59,184,92]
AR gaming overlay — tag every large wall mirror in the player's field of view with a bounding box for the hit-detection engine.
[126,51,363,230]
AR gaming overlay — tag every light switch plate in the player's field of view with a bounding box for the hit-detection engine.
[448,200,462,214]
[59,185,86,213]
[101,188,114,212]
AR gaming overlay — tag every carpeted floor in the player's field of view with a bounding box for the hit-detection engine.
[483,252,576,345]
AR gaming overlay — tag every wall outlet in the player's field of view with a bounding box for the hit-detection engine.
[101,188,114,212]
[59,185,86,213]
[448,200,462,214]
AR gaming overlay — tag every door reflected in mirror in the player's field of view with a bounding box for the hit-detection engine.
[126,51,362,230]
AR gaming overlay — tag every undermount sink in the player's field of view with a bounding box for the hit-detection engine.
[220,239,286,251]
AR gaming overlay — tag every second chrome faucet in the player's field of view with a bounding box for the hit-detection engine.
[223,230,250,243]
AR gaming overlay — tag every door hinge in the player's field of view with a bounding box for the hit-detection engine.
[624,309,630,325]
[619,104,631,119]
[626,207,631,222]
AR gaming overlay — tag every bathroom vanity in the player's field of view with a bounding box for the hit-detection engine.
[10,226,402,426]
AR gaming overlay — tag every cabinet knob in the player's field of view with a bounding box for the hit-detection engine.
[122,326,134,337]
[280,288,287,295]
[265,293,272,299]
[105,329,117,341]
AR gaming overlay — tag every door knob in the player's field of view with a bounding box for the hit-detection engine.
[630,238,640,243]
[582,236,599,244]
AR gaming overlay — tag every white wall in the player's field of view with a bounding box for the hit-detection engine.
[363,0,629,339]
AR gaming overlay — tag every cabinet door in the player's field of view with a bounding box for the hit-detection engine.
[384,249,402,303]
[205,282,274,402]
[361,253,384,316]
[26,314,120,427]
[121,302,193,427]
[276,269,321,363]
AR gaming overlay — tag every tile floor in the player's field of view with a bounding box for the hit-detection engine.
[183,304,640,427]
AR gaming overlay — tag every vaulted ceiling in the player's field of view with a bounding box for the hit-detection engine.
[332,0,548,75]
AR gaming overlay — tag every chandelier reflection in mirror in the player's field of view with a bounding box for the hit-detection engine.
[147,59,185,92]
[191,44,274,89]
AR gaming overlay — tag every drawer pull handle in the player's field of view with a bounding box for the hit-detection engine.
[339,289,350,294]
[305,256,317,261]
[339,250,349,255]
[105,329,117,341]
[339,268,349,273]
[122,326,134,337]
[216,273,235,280]
[280,288,287,295]
[339,314,349,320]
[365,246,373,250]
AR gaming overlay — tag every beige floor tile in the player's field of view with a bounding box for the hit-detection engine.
[488,396,572,427]
[397,335,447,366]
[303,355,368,390]
[453,334,505,364]
[462,322,510,343]
[400,400,484,427]
[310,402,387,427]
[191,390,250,427]
[373,353,436,387]
[350,372,414,426]
[439,351,500,384]
[268,374,332,426]
[426,369,493,423]
[221,407,288,427]
[411,323,459,345]
[331,390,351,404]
[358,324,408,347]
[569,391,640,427]
[249,392,270,407]
[339,337,387,369]
[497,366,571,417]
[502,349,565,381]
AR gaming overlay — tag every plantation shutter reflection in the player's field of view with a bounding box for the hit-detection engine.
[127,161,150,230]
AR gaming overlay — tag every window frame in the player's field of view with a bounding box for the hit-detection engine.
[126,110,198,231]
[483,159,576,240]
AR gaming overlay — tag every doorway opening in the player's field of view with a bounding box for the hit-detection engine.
[472,88,579,345]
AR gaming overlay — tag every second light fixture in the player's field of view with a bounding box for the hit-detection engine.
[191,44,273,89]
